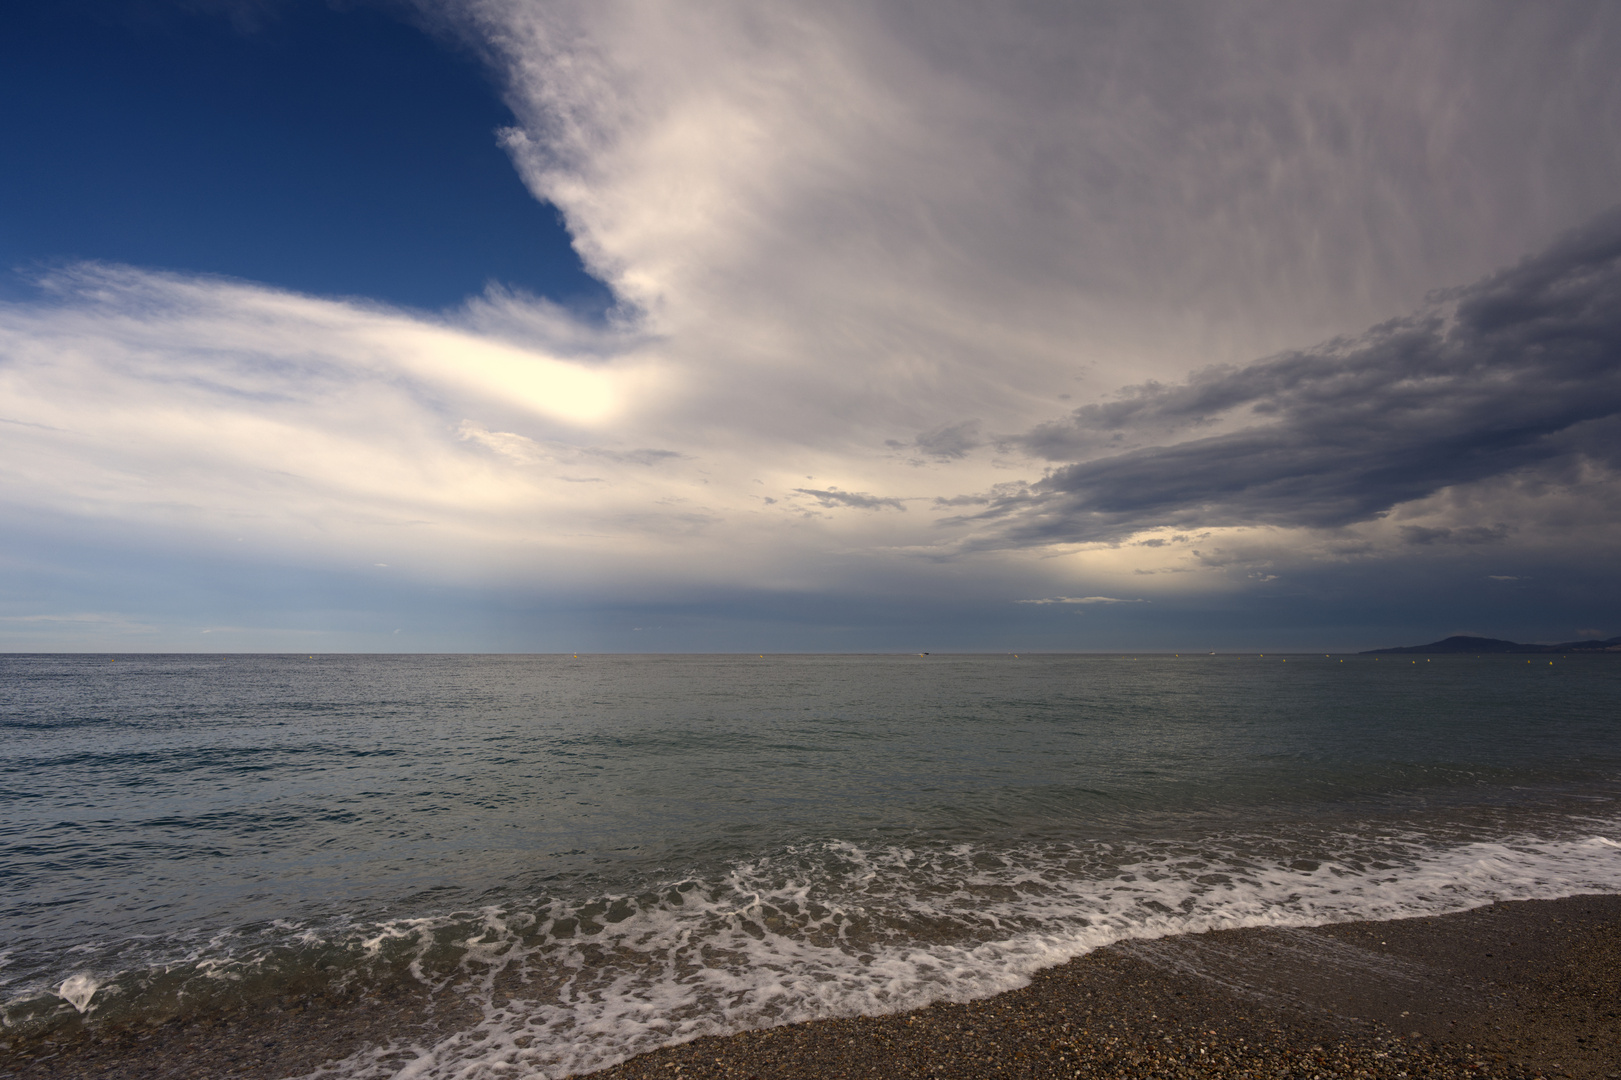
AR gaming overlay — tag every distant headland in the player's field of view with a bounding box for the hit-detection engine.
[1362,634,1621,655]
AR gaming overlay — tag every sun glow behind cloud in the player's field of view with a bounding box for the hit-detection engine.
[0,266,647,560]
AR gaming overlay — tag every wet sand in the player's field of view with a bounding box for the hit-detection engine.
[4,894,1618,1080]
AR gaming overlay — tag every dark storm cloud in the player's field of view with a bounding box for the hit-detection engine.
[1398,524,1511,546]
[967,211,1621,547]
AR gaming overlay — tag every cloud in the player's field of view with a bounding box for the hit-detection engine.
[457,420,683,467]
[793,488,907,511]
[461,0,1621,427]
[0,265,734,582]
[1018,596,1145,605]
[6,3,1621,647]
[912,420,982,461]
[963,211,1621,548]
[1399,525,1510,546]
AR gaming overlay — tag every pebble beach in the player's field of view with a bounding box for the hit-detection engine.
[5,894,1616,1080]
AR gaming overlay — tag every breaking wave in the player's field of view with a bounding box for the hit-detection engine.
[11,817,1620,1079]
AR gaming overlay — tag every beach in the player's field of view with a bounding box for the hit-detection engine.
[5,893,1616,1080]
[5,654,1619,1079]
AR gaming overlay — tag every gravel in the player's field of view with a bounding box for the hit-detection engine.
[4,895,1617,1080]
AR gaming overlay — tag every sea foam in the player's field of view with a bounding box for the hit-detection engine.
[285,821,1621,1080]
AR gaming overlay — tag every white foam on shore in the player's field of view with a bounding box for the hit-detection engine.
[290,822,1621,1080]
[55,974,100,1013]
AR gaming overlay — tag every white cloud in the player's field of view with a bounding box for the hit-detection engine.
[470,0,1621,399]
[4,2,1621,641]
[0,266,679,574]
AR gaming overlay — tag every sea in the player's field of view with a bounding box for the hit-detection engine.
[2,652,1619,1077]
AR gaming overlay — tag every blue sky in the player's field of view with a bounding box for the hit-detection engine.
[2,0,1620,652]
[0,0,603,308]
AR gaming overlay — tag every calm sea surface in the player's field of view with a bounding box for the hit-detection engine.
[2,653,1619,1076]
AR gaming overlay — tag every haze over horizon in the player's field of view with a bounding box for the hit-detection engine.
[2,0,1619,653]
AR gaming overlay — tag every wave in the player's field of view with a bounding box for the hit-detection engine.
[10,812,1620,1079]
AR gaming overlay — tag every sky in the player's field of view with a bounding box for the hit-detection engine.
[2,0,1619,653]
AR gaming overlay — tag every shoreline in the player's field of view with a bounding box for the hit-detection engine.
[583,893,1621,1080]
[3,894,1617,1079]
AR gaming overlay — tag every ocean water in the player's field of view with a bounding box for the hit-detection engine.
[2,652,1619,1077]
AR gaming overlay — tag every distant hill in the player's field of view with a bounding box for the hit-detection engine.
[1362,634,1621,655]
